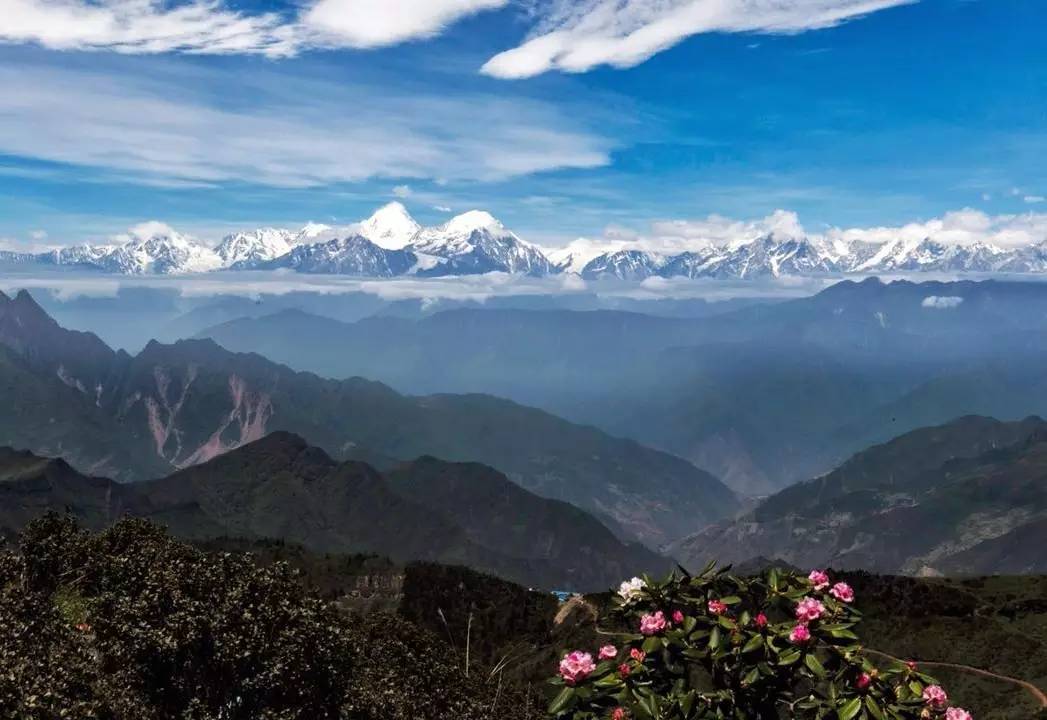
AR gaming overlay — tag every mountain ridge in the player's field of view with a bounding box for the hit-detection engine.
[7,204,1047,278]
[0,291,737,546]
[668,415,1047,575]
[0,433,671,590]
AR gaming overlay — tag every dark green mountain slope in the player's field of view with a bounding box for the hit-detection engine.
[0,434,670,590]
[670,416,1047,575]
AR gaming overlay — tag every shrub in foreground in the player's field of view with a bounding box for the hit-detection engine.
[0,514,542,720]
[548,564,972,720]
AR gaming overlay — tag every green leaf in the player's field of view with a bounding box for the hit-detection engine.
[709,625,721,650]
[721,595,742,605]
[838,697,863,720]
[547,686,575,715]
[642,636,662,654]
[742,634,764,653]
[829,627,860,641]
[778,650,801,665]
[680,690,696,716]
[864,696,885,720]
[768,567,780,591]
[804,652,827,678]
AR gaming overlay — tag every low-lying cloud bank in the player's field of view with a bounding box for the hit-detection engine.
[0,267,835,303]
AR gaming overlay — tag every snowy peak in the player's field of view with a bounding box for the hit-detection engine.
[443,210,503,235]
[113,225,222,275]
[581,250,665,280]
[215,228,299,269]
[409,209,551,276]
[264,233,416,277]
[358,202,420,250]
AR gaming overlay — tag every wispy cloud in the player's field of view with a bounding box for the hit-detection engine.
[481,0,914,78]
[1,0,913,80]
[303,0,507,48]
[0,0,506,55]
[0,61,611,187]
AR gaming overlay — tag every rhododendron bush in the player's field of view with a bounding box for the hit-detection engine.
[548,563,971,720]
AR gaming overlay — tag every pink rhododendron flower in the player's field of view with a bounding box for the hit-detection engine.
[754,612,768,628]
[707,599,728,615]
[923,685,949,708]
[830,582,855,602]
[789,624,811,644]
[795,597,826,622]
[672,609,685,624]
[639,611,668,635]
[618,662,631,677]
[906,660,918,672]
[630,648,646,663]
[559,651,596,685]
[945,708,973,720]
[611,708,627,720]
[808,569,830,590]
[598,644,618,661]
[856,673,871,690]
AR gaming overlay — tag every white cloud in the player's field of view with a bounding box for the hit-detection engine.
[481,0,914,79]
[922,295,963,309]
[0,0,298,56]
[392,184,413,198]
[1,267,827,303]
[575,207,1047,257]
[115,220,182,243]
[30,229,48,241]
[1025,195,1045,204]
[0,62,610,187]
[0,0,507,55]
[303,0,507,48]
[824,209,1047,250]
[433,205,453,212]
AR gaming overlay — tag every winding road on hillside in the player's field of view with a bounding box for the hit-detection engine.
[866,649,1047,709]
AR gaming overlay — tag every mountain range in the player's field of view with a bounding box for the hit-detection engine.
[4,202,1047,279]
[668,415,1047,576]
[196,278,1047,495]
[0,288,736,546]
[0,432,669,590]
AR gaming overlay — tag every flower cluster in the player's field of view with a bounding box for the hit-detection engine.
[557,650,597,685]
[548,565,972,720]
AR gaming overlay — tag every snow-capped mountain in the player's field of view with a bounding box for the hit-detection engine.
[580,234,1047,280]
[215,228,301,269]
[358,202,420,250]
[580,250,666,280]
[9,202,1047,280]
[263,235,417,276]
[39,225,222,275]
[408,210,553,276]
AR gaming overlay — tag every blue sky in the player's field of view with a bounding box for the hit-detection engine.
[0,0,1043,249]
